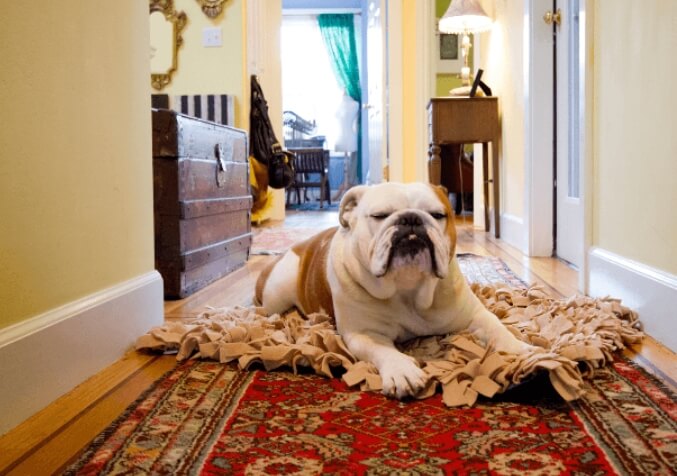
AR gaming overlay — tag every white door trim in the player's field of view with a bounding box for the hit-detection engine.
[579,0,594,293]
[524,0,554,258]
[525,0,592,292]
[365,0,387,184]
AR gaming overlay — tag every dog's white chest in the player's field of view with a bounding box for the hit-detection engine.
[379,294,450,342]
[388,264,430,290]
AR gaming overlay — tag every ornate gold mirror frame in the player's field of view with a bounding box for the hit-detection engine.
[149,0,187,91]
[196,0,228,18]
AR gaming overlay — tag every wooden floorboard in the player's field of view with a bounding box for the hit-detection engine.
[163,256,268,320]
[0,354,176,475]
[1,211,674,474]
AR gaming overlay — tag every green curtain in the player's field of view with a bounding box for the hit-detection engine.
[317,14,363,182]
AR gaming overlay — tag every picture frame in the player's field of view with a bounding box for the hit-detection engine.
[469,68,483,97]
[436,33,462,74]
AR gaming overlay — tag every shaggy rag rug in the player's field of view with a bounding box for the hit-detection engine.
[64,255,676,474]
[135,255,644,407]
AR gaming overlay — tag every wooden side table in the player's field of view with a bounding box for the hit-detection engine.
[427,97,500,237]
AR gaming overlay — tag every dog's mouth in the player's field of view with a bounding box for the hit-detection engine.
[385,227,437,274]
[369,210,450,280]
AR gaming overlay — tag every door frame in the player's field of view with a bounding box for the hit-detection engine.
[524,0,593,292]
[579,0,594,294]
[256,1,432,186]
[384,0,433,184]
[524,0,554,259]
[245,0,286,221]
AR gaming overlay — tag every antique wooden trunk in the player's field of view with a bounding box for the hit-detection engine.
[152,109,252,298]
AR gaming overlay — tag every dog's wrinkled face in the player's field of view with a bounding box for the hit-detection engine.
[339,183,456,282]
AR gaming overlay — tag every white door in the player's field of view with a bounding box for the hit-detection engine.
[365,0,386,183]
[554,0,584,268]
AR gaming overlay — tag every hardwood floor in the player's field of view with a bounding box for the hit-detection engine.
[1,211,674,475]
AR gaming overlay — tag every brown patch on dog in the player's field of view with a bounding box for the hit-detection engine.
[430,184,457,258]
[292,227,338,316]
[254,254,284,306]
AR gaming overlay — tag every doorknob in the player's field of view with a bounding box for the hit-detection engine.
[543,9,561,26]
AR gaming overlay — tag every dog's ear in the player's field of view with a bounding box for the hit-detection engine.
[436,184,449,200]
[429,183,457,261]
[429,184,450,204]
[338,185,367,228]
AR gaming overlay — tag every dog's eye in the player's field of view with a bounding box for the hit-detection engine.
[430,212,447,220]
[370,213,390,220]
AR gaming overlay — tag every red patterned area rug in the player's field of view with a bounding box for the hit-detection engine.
[250,227,320,255]
[65,360,675,475]
[64,256,677,475]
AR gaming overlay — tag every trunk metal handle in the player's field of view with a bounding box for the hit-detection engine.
[214,144,227,187]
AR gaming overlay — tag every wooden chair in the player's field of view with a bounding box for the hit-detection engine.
[286,148,331,208]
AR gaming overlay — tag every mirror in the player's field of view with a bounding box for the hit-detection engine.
[196,0,228,19]
[149,0,187,90]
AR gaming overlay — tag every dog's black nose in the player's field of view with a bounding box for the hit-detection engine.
[396,212,423,228]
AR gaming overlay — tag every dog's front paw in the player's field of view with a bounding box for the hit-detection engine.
[379,355,428,399]
[495,336,536,355]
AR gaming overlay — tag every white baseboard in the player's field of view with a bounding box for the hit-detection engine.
[588,247,677,352]
[499,213,528,255]
[0,271,164,436]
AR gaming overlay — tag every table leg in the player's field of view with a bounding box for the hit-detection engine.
[428,143,442,185]
[491,140,500,238]
[482,142,490,232]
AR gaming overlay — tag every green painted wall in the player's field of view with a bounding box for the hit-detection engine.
[435,0,467,96]
[437,0,451,18]
[436,74,464,97]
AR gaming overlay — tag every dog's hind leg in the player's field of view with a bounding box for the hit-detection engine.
[255,251,300,315]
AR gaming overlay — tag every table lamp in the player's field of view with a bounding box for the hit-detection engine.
[438,0,492,86]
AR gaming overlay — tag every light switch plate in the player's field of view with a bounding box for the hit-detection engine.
[203,27,222,47]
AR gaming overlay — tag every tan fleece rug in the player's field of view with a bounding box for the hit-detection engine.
[136,267,643,407]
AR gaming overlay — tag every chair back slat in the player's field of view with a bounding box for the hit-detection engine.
[285,148,331,208]
[292,149,329,173]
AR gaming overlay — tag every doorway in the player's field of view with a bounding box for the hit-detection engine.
[280,3,379,209]
[527,0,588,288]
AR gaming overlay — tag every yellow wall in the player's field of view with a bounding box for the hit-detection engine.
[151,0,247,128]
[593,1,677,274]
[0,1,155,330]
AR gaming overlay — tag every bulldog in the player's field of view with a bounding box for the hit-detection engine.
[255,182,530,398]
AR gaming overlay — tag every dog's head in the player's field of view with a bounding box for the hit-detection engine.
[338,182,456,281]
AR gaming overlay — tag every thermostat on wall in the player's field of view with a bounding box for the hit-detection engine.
[203,27,222,48]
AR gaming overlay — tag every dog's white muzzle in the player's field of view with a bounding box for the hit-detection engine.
[368,210,450,279]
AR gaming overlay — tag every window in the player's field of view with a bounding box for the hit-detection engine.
[281,15,345,151]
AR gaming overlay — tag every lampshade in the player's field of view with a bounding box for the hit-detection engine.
[439,0,492,34]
